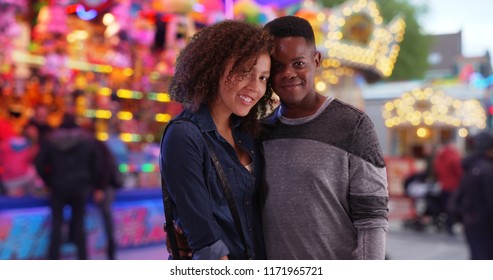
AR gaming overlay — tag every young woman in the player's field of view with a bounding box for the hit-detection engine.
[160,20,274,260]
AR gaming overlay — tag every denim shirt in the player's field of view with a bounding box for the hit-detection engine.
[160,105,265,260]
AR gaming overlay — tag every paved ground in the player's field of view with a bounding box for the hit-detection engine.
[385,221,469,260]
[111,221,470,260]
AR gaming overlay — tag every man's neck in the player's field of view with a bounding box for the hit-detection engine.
[280,93,327,119]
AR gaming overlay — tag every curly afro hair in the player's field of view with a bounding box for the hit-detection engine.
[169,20,275,136]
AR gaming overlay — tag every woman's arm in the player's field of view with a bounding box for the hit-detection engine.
[161,122,228,259]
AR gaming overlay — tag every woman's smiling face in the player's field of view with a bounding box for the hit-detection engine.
[214,53,271,117]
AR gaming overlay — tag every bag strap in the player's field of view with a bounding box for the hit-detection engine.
[160,118,251,259]
[160,121,181,260]
[161,176,181,259]
[201,133,251,260]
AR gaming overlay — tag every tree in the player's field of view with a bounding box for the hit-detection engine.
[318,0,433,81]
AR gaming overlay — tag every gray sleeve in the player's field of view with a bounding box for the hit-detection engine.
[349,114,389,258]
[353,227,387,260]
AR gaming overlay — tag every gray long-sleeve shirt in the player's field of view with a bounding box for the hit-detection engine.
[260,97,389,260]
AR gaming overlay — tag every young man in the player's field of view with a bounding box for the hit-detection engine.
[260,16,389,259]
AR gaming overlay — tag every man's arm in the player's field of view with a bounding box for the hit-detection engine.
[349,114,389,260]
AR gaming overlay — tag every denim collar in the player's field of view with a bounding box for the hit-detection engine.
[194,104,243,134]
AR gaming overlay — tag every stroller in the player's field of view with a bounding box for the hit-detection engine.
[402,172,446,231]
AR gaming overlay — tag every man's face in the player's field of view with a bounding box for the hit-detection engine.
[270,37,320,106]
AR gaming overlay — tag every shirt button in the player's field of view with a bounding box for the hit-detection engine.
[238,140,242,143]
[251,150,254,154]
[245,200,250,205]
[248,226,253,232]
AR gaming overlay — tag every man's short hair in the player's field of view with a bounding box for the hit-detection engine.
[264,16,315,44]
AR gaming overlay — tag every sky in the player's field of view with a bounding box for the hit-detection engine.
[410,0,493,59]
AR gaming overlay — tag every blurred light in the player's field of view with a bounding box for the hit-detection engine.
[98,87,112,96]
[458,128,468,138]
[97,132,108,141]
[102,13,115,26]
[316,81,327,92]
[76,4,98,21]
[155,113,172,123]
[117,111,133,120]
[119,164,129,173]
[193,4,205,13]
[416,127,428,138]
[141,163,155,173]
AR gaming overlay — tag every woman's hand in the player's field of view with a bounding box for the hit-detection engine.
[166,224,193,259]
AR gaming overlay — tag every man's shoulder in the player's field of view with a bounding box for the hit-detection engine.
[327,98,368,119]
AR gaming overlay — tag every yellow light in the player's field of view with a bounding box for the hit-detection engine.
[385,119,393,128]
[384,102,394,111]
[156,93,171,102]
[99,87,112,96]
[343,7,352,16]
[416,127,428,138]
[120,133,133,142]
[336,18,345,27]
[97,132,109,141]
[316,81,327,92]
[95,110,112,119]
[155,113,172,123]
[102,13,115,26]
[123,68,134,77]
[117,111,133,120]
[458,128,468,138]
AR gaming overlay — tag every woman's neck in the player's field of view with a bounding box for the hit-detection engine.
[210,105,233,142]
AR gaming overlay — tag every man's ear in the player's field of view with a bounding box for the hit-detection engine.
[314,51,321,68]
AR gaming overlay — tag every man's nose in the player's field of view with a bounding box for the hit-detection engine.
[280,66,296,79]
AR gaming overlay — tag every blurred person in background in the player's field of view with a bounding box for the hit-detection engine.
[433,139,463,234]
[35,113,104,260]
[95,138,122,260]
[83,121,123,260]
[0,115,16,195]
[0,109,44,197]
[455,130,493,259]
[24,104,53,150]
